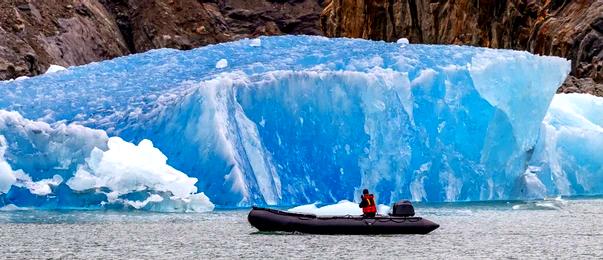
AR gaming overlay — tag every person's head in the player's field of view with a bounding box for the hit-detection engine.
[362,189,369,195]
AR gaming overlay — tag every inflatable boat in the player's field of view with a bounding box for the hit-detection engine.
[248,201,439,235]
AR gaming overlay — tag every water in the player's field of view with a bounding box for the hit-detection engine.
[0,199,601,259]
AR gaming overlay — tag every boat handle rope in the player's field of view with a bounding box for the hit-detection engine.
[382,217,422,223]
[382,218,408,223]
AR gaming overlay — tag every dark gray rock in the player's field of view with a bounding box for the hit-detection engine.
[0,0,129,80]
[558,76,603,97]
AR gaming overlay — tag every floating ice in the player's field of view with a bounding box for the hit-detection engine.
[249,38,262,47]
[68,137,198,199]
[68,136,214,212]
[396,38,409,44]
[215,59,228,69]
[14,173,63,196]
[0,111,214,212]
[511,196,567,210]
[0,36,575,207]
[0,204,26,211]
[45,64,67,74]
[288,200,391,216]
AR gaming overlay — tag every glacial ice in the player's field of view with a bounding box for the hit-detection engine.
[45,65,67,74]
[249,38,262,47]
[0,137,17,193]
[511,196,568,210]
[396,38,410,44]
[0,35,582,209]
[527,94,603,198]
[215,59,229,69]
[0,204,26,211]
[0,111,213,212]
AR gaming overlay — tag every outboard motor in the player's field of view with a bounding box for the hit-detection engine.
[390,200,415,217]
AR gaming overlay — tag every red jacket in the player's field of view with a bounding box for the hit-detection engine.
[360,194,377,214]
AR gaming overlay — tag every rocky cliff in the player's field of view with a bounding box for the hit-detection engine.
[321,0,603,95]
[100,0,323,53]
[0,0,323,80]
[0,0,129,79]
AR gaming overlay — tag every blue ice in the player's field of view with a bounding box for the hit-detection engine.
[0,35,582,209]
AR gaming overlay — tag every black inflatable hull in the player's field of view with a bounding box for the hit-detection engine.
[248,207,439,235]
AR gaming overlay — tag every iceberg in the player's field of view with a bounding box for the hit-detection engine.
[0,111,213,212]
[45,65,68,74]
[0,137,17,193]
[396,38,410,44]
[0,35,575,208]
[215,59,229,69]
[528,94,603,197]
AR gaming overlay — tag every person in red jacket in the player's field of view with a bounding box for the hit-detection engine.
[359,189,377,217]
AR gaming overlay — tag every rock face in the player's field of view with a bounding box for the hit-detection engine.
[101,0,323,53]
[0,0,323,80]
[0,0,129,80]
[321,0,603,95]
[558,75,603,96]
